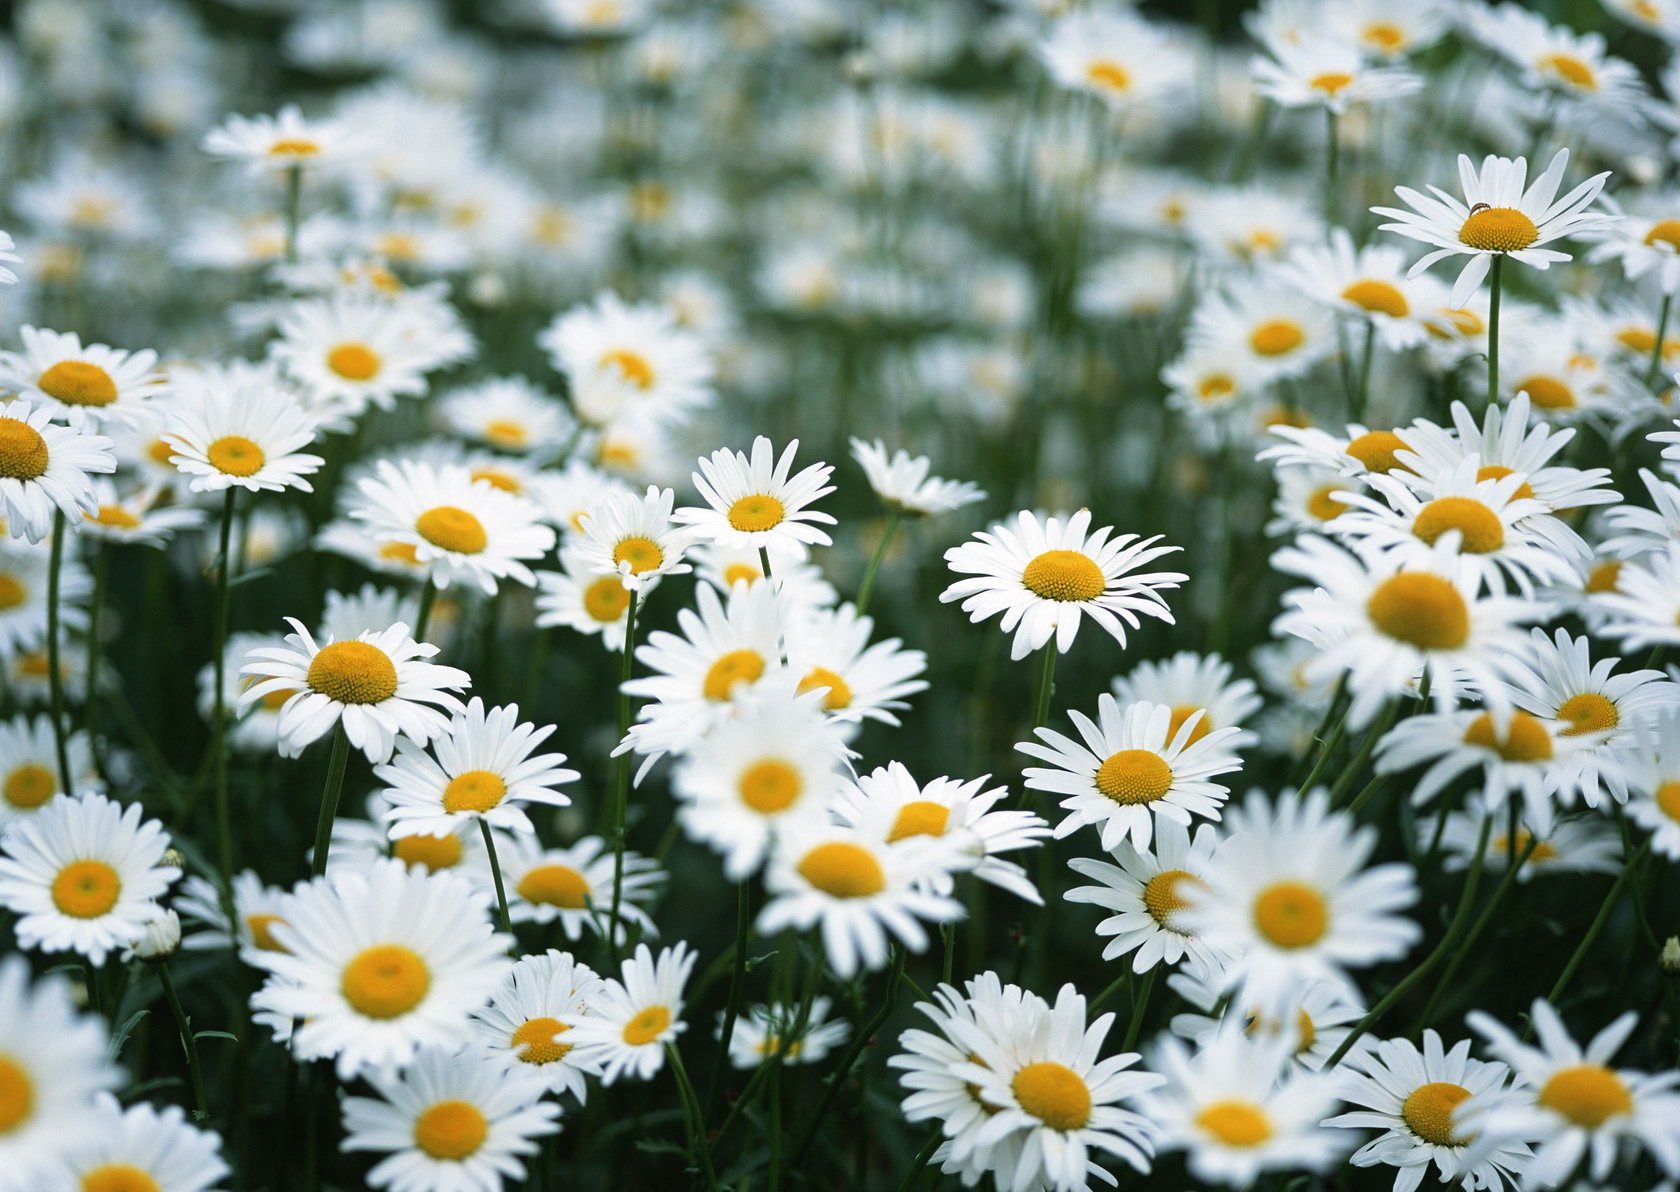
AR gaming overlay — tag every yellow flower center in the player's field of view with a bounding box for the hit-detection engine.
[1540,52,1597,90]
[3,763,56,809]
[600,348,655,389]
[442,770,508,813]
[1462,710,1554,762]
[51,860,121,919]
[1252,880,1328,949]
[622,1005,671,1046]
[1555,692,1618,736]
[87,505,140,529]
[206,435,266,477]
[0,1056,34,1134]
[1310,71,1355,95]
[518,863,590,909]
[887,800,951,842]
[1094,749,1173,805]
[306,640,399,705]
[1430,307,1485,340]
[1656,781,1680,822]
[341,944,431,1019]
[723,563,762,587]
[1401,1081,1473,1146]
[1366,572,1470,650]
[1517,374,1575,410]
[1305,484,1346,523]
[245,912,289,953]
[1021,549,1105,602]
[1011,1062,1092,1131]
[738,759,803,814]
[703,649,766,701]
[1250,319,1305,357]
[1085,60,1131,93]
[1166,706,1212,746]
[1344,430,1409,474]
[393,833,462,871]
[797,842,886,898]
[0,420,49,481]
[1196,1100,1273,1147]
[613,536,664,575]
[416,506,488,555]
[1645,220,1680,250]
[1197,374,1236,402]
[484,419,528,448]
[512,1016,571,1064]
[326,343,380,381]
[1412,496,1504,554]
[726,495,785,533]
[413,1100,488,1160]
[38,361,118,407]
[583,576,632,622]
[470,467,520,494]
[267,138,321,156]
[1341,279,1409,318]
[1585,560,1622,594]
[80,1165,161,1192]
[1143,868,1202,930]
[797,666,853,711]
[380,541,421,565]
[1459,207,1540,252]
[1493,829,1558,863]
[1363,22,1405,51]
[1474,464,1534,499]
[1538,1064,1633,1128]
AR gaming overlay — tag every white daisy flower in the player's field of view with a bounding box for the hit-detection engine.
[689,541,839,611]
[573,484,693,595]
[1279,230,1446,352]
[493,831,661,943]
[722,998,850,1070]
[341,1046,560,1191]
[1589,194,1680,296]
[161,375,323,495]
[1261,420,1416,481]
[0,713,100,833]
[1466,4,1650,118]
[1037,9,1193,110]
[0,791,177,965]
[1324,0,1454,58]
[784,602,928,729]
[526,460,634,538]
[269,295,435,419]
[534,546,637,651]
[239,618,470,764]
[0,400,114,544]
[564,942,696,1085]
[1599,467,1680,561]
[848,438,984,517]
[56,1094,228,1192]
[1112,651,1263,753]
[675,435,836,553]
[537,291,713,429]
[1591,541,1680,650]
[174,869,291,961]
[78,478,204,548]
[0,326,166,428]
[1065,817,1224,974]
[1020,696,1243,853]
[1252,34,1422,113]
[439,375,574,457]
[468,949,603,1103]
[1621,711,1680,859]
[942,510,1185,662]
[201,103,357,171]
[249,859,512,1079]
[1166,972,1364,1073]
[327,794,487,878]
[1436,806,1621,882]
[1186,282,1337,384]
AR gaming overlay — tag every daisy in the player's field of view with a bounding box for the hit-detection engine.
[0,540,93,657]
[78,479,203,548]
[1186,282,1336,384]
[0,791,178,965]
[1599,467,1680,560]
[833,761,1050,904]
[316,519,435,584]
[249,859,511,1078]
[349,459,556,595]
[1065,817,1224,974]
[1436,807,1621,881]
[325,794,488,878]
[0,957,116,1191]
[57,1094,228,1192]
[0,400,114,545]
[1019,696,1243,852]
[341,1046,560,1192]
[1279,231,1444,351]
[573,484,693,595]
[564,942,696,1085]
[238,617,470,764]
[376,697,578,840]
[757,825,962,979]
[468,950,603,1102]
[1466,999,1680,1185]
[1324,1030,1531,1192]
[723,998,850,1069]
[0,713,99,833]
[1182,788,1420,1016]
[1037,9,1193,110]
[1112,651,1262,753]
[784,602,929,729]
[269,295,434,418]
[1186,187,1322,266]
[1592,542,1680,650]
[494,832,661,943]
[175,869,292,961]
[537,291,713,429]
[202,103,357,171]
[1251,35,1422,114]
[1467,4,1650,118]
[690,541,839,610]
[161,376,323,495]
[1372,149,1613,307]
[942,510,1186,662]
[1324,0,1454,58]
[1498,323,1627,422]
[674,436,836,553]
[1624,711,1680,859]
[534,547,637,651]
[0,231,18,286]
[526,460,633,538]
[440,376,573,457]
[1166,973,1364,1073]
[1590,193,1680,295]
[0,326,166,427]
[849,438,985,517]
[320,584,420,644]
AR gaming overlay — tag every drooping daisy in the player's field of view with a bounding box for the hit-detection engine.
[341,1046,560,1192]
[0,713,100,833]
[675,436,836,553]
[1065,817,1224,974]
[1182,788,1420,1016]
[57,1094,228,1192]
[1372,149,1613,306]
[162,375,323,495]
[0,791,177,965]
[722,998,850,1070]
[1037,9,1193,110]
[1020,697,1243,852]
[202,103,357,172]
[1112,651,1263,753]
[572,484,693,595]
[375,697,578,840]
[350,459,556,596]
[1279,230,1443,352]
[1324,1030,1531,1192]
[0,400,114,544]
[493,831,662,944]
[848,438,984,517]
[1435,806,1621,882]
[942,510,1186,661]
[564,942,696,1085]
[468,949,603,1102]
[78,478,204,548]
[538,291,714,429]
[239,618,470,763]
[0,326,166,427]
[269,295,434,418]
[440,376,575,458]
[1251,34,1422,114]
[784,602,928,729]
[1466,999,1680,1186]
[249,859,511,1078]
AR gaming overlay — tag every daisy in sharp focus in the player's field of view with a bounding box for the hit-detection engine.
[162,374,323,495]
[784,602,929,730]
[57,1094,228,1192]
[468,949,603,1102]
[238,617,470,764]
[202,103,357,172]
[942,510,1186,662]
[341,1046,560,1192]
[564,942,696,1085]
[573,484,693,596]
[0,326,167,428]
[1020,696,1243,853]
[1372,148,1613,307]
[534,546,637,651]
[1065,817,1224,974]
[674,435,836,553]
[0,400,114,544]
[848,438,984,517]
[493,831,662,944]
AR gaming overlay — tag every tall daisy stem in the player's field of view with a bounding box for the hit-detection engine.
[283,164,303,264]
[158,961,210,1123]
[793,946,904,1164]
[1650,291,1674,390]
[1416,832,1540,1026]
[703,878,751,1121]
[212,488,238,894]
[1121,966,1157,1052]
[83,540,109,776]
[1542,837,1653,1011]
[46,510,74,800]
[1353,318,1376,422]
[413,574,438,641]
[1486,255,1504,412]
[855,509,902,616]
[1324,109,1339,228]
[478,817,515,942]
[309,727,351,878]
[667,1043,720,1190]
[1030,644,1057,731]
[607,590,640,958]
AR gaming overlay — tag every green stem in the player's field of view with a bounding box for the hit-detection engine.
[1416,831,1539,1026]
[159,962,210,1122]
[1091,969,1131,1015]
[283,164,303,263]
[855,509,903,616]
[1650,291,1674,390]
[1328,697,1401,804]
[793,946,904,1164]
[1354,318,1376,422]
[83,540,108,776]
[1324,108,1339,228]
[1545,837,1652,1008]
[309,728,351,878]
[1486,255,1504,412]
[1031,644,1057,731]
[212,488,238,895]
[607,590,640,958]
[1295,698,1351,796]
[46,511,74,800]
[1121,966,1157,1052]
[895,1128,943,1192]
[478,817,515,942]
[667,1044,720,1190]
[413,575,438,642]
[704,878,752,1122]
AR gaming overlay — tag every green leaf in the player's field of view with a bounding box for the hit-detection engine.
[194,1030,241,1044]
[107,1009,149,1061]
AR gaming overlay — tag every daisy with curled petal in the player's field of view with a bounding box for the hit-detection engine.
[1373,149,1613,307]
[784,602,928,730]
[1466,999,1680,1186]
[573,484,693,595]
[162,375,323,495]
[1144,1027,1346,1189]
[79,478,203,548]
[1112,651,1263,753]
[1020,697,1243,853]
[58,1094,228,1192]
[848,438,984,517]
[1272,534,1542,730]
[440,375,574,457]
[0,400,114,544]
[723,997,850,1070]
[1065,817,1223,974]
[350,459,556,596]
[175,869,292,961]
[0,327,166,428]
[942,510,1186,662]
[833,761,1050,905]
[201,103,356,171]
[675,435,836,553]
[1251,34,1422,114]
[238,617,470,764]
[468,950,603,1102]
[1436,805,1621,883]
[564,942,696,1085]
[375,697,578,840]
[0,792,178,965]
[0,713,100,833]
[1182,788,1420,1017]
[1323,1030,1531,1192]
[534,546,637,651]
[1166,972,1363,1074]
[249,859,511,1079]
[341,1046,560,1192]
[537,291,714,429]
[1623,711,1680,859]
[493,831,662,944]
[1591,541,1680,650]
[757,825,962,979]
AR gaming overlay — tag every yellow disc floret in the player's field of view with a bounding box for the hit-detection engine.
[442,770,508,813]
[1401,1081,1473,1146]
[416,506,488,554]
[1012,1062,1092,1131]
[341,944,431,1019]
[0,420,50,481]
[1538,1065,1633,1128]
[1022,550,1105,602]
[207,435,266,478]
[726,494,785,533]
[517,864,590,909]
[1366,572,1470,651]
[1094,750,1173,805]
[738,759,803,813]
[51,860,121,919]
[797,842,886,898]
[1252,880,1328,949]
[413,1100,488,1160]
[1411,497,1504,554]
[1459,207,1540,252]
[306,640,399,705]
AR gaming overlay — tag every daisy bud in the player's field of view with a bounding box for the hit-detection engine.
[128,908,182,962]
[1662,937,1680,974]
